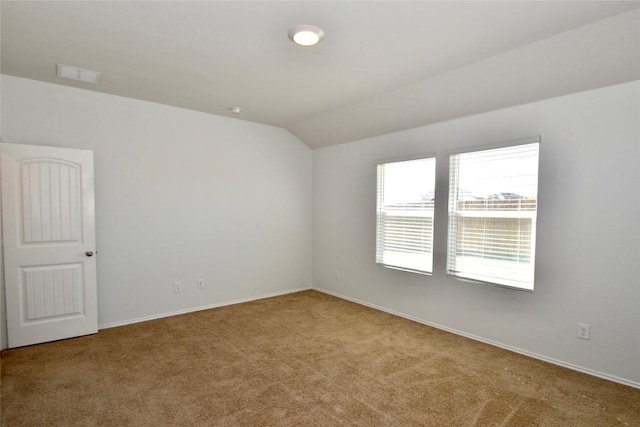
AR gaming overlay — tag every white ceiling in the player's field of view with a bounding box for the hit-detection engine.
[2,1,639,148]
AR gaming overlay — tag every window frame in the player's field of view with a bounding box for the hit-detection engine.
[446,135,541,292]
[375,153,436,276]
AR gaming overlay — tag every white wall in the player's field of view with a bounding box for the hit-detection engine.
[0,75,3,351]
[0,75,312,345]
[2,75,638,387]
[313,81,640,386]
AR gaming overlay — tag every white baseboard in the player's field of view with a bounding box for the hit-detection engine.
[313,287,640,390]
[99,286,312,330]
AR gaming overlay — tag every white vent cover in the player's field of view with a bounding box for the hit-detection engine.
[56,63,102,84]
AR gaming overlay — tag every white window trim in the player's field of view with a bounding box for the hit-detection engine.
[447,135,541,156]
[375,154,436,276]
[446,135,541,292]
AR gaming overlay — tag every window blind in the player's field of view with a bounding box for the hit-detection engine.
[447,141,540,290]
[376,157,435,274]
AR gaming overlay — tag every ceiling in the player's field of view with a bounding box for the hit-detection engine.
[2,1,639,149]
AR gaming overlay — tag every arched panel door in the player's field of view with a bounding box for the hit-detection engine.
[1,143,97,348]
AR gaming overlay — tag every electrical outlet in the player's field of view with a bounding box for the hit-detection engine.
[577,323,590,340]
[197,279,204,289]
[334,269,341,279]
[174,282,182,293]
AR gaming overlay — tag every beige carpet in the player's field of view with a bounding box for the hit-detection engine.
[1,290,639,426]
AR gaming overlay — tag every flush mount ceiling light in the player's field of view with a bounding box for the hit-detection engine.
[288,25,324,46]
[56,63,102,84]
[228,106,242,114]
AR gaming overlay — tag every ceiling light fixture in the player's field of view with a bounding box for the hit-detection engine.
[288,25,324,46]
[56,63,102,84]
[228,106,242,114]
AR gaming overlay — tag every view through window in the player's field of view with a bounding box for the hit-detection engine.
[376,157,435,274]
[447,140,540,290]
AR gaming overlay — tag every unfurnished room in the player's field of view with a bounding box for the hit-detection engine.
[0,1,639,425]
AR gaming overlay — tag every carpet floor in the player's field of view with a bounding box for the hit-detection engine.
[1,290,639,426]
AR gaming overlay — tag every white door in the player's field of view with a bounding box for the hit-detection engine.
[1,143,98,348]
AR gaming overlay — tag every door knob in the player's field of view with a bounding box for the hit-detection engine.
[86,251,94,257]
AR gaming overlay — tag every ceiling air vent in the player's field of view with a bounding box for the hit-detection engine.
[56,63,102,84]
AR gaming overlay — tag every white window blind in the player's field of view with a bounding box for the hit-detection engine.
[447,140,540,290]
[376,157,435,274]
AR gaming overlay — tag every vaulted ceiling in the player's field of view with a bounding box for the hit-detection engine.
[2,1,639,148]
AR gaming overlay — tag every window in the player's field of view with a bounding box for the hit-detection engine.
[376,157,435,274]
[447,138,540,291]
